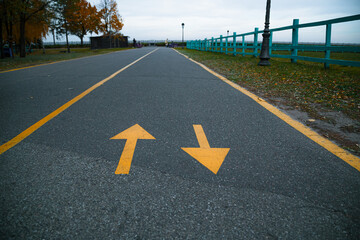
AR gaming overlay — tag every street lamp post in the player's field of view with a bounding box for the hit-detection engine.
[258,0,271,66]
[181,23,185,47]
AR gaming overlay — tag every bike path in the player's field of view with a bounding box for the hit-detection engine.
[0,47,359,239]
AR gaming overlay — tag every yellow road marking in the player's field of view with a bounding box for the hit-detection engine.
[182,125,230,174]
[0,48,159,155]
[174,49,360,172]
[111,124,155,174]
[0,49,131,74]
[0,62,59,73]
[193,125,211,149]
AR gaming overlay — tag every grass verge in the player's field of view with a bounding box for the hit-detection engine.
[0,47,132,72]
[177,48,360,156]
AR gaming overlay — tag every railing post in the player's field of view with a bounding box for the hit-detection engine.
[291,19,299,63]
[220,35,223,53]
[253,27,259,57]
[233,32,237,56]
[205,38,208,51]
[325,23,332,69]
[269,31,273,55]
[225,36,228,54]
[211,37,214,52]
[242,36,245,56]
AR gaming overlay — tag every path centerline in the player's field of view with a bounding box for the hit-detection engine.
[0,48,159,155]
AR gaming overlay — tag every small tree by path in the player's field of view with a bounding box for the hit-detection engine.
[68,0,100,46]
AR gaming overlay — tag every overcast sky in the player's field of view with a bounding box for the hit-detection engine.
[50,0,360,43]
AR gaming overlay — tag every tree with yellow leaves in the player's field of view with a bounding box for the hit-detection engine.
[1,0,50,58]
[98,0,124,35]
[67,0,100,46]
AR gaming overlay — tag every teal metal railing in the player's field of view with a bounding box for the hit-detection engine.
[186,14,360,68]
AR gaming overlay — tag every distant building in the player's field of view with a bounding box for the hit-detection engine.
[90,35,129,49]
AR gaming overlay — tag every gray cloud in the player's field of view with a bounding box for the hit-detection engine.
[51,0,360,43]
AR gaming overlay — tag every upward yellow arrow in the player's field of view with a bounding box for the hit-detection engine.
[182,125,230,174]
[111,124,155,174]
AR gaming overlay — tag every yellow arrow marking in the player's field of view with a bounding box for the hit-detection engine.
[111,124,155,174]
[193,125,211,149]
[182,125,230,174]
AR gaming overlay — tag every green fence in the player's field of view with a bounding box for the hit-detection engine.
[186,14,360,68]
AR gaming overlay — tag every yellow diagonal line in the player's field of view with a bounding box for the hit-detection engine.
[0,48,159,155]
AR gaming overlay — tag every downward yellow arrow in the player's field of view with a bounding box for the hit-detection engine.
[182,125,230,174]
[111,124,155,174]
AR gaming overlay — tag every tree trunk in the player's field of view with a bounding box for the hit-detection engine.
[65,24,70,53]
[52,29,56,46]
[9,28,14,59]
[81,27,85,46]
[19,14,26,58]
[6,13,14,58]
[0,17,4,59]
[42,38,45,54]
[9,38,13,58]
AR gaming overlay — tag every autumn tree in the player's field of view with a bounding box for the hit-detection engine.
[1,0,18,58]
[19,0,50,57]
[11,14,49,47]
[0,0,50,58]
[48,19,57,45]
[98,0,123,35]
[53,0,80,53]
[68,0,100,46]
[0,1,4,58]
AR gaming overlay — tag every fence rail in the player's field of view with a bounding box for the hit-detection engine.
[186,14,360,68]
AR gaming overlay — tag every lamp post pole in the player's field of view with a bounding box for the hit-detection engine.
[258,0,271,66]
[181,23,185,47]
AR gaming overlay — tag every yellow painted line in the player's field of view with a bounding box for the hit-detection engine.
[193,124,211,149]
[0,61,65,73]
[0,48,159,155]
[111,124,155,174]
[182,125,230,174]
[174,49,360,172]
[0,49,131,74]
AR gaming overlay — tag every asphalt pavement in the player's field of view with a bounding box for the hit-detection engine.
[1,47,359,239]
